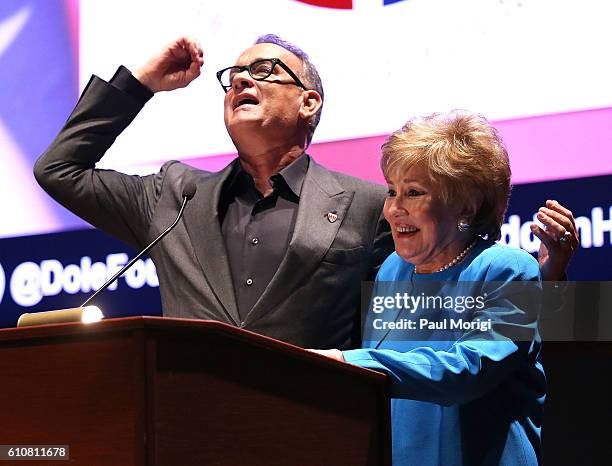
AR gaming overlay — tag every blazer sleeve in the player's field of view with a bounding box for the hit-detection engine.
[343,250,542,406]
[33,67,169,250]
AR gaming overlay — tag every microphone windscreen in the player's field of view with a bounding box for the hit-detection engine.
[182,181,197,200]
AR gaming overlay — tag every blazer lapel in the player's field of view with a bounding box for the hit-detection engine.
[372,281,417,348]
[244,159,354,325]
[183,162,240,325]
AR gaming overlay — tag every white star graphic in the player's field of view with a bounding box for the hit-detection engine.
[0,6,31,58]
[0,5,62,238]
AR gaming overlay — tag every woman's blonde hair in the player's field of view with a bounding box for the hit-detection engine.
[381,111,511,240]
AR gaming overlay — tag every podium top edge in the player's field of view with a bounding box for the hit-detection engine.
[0,316,388,384]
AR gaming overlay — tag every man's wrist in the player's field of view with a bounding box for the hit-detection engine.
[110,66,154,104]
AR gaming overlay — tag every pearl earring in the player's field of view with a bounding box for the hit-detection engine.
[457,219,470,232]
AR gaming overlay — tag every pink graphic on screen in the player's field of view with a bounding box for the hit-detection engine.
[182,107,612,186]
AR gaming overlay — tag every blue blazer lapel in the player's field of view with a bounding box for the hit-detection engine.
[368,281,416,349]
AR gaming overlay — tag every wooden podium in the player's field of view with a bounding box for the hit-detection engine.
[0,317,390,465]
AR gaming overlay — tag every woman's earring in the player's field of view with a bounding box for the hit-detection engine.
[457,219,470,232]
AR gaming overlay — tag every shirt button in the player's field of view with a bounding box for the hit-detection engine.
[251,237,259,245]
[246,278,254,286]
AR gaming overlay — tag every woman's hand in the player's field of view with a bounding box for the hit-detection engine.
[531,199,579,281]
[308,349,346,362]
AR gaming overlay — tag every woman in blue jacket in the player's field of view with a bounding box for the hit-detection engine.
[315,111,556,465]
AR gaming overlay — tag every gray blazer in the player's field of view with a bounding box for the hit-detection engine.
[34,75,393,349]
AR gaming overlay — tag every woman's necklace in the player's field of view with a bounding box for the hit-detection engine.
[416,238,478,274]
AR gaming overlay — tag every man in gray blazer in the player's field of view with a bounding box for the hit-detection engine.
[34,35,577,349]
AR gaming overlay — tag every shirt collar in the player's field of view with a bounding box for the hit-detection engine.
[224,154,309,199]
[271,153,309,198]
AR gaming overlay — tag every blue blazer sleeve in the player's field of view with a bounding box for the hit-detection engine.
[344,246,542,406]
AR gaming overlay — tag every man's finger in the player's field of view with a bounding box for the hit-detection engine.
[188,60,202,80]
[192,39,204,59]
[179,36,198,57]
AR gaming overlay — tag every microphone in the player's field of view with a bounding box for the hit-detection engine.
[80,181,197,307]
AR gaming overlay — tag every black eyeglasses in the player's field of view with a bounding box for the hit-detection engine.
[216,58,308,93]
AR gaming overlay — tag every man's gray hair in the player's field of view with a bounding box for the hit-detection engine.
[254,34,324,144]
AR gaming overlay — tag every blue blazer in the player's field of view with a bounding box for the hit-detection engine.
[344,239,545,466]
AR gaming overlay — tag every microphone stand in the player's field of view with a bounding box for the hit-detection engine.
[81,194,190,307]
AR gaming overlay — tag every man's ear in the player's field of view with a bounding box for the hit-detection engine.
[299,90,322,120]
